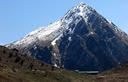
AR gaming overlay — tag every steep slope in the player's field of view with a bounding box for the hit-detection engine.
[6,2,128,72]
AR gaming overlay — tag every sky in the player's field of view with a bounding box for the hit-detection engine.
[0,0,128,45]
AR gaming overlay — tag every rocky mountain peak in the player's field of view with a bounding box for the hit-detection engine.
[6,2,128,72]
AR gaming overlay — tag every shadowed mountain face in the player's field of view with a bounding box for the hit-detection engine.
[6,2,128,72]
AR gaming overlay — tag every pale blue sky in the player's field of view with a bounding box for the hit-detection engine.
[0,0,128,45]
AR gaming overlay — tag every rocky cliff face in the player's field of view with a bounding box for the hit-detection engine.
[6,2,128,72]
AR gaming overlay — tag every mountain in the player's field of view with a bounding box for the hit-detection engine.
[6,2,128,72]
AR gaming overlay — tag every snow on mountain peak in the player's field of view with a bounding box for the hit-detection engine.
[7,2,97,48]
[8,2,116,48]
[11,20,62,48]
[61,2,95,25]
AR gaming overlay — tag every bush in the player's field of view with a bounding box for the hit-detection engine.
[28,63,33,70]
[20,59,24,66]
[12,48,19,52]
[3,50,6,54]
[44,71,48,77]
[0,57,1,61]
[14,56,21,63]
[51,66,55,71]
[41,63,44,67]
[8,52,13,58]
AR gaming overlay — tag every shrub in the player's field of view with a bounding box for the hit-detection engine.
[12,48,19,52]
[51,66,55,71]
[0,57,1,61]
[41,63,44,67]
[20,60,24,66]
[14,56,21,63]
[3,50,6,54]
[8,52,13,58]
[28,63,33,70]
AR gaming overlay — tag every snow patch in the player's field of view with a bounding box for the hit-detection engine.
[53,53,56,56]
[54,64,58,67]
[13,20,61,47]
[68,37,72,41]
[51,34,63,46]
[90,32,94,35]
[34,45,37,50]
[37,21,61,40]
[88,31,95,35]
[106,19,112,24]
[51,40,56,46]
